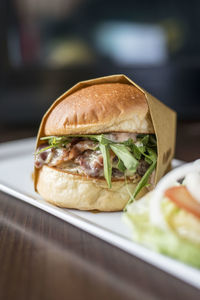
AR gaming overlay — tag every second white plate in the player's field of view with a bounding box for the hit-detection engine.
[0,138,199,289]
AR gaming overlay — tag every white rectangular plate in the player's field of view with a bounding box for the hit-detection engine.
[0,138,200,289]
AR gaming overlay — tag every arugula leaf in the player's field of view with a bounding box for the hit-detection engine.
[88,135,110,145]
[123,138,135,147]
[133,160,156,198]
[146,147,157,162]
[110,144,138,172]
[141,134,149,146]
[58,134,112,145]
[99,144,112,188]
[137,134,157,148]
[40,136,66,141]
[137,146,157,164]
[130,144,142,160]
[124,139,141,160]
[144,156,152,164]
[40,136,72,148]
[124,175,135,203]
[125,160,157,210]
[35,145,54,155]
[117,159,126,172]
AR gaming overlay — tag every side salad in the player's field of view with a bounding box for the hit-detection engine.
[124,160,200,268]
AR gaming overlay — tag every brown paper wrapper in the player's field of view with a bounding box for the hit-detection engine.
[34,74,176,192]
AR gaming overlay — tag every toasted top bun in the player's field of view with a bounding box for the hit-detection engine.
[44,83,154,135]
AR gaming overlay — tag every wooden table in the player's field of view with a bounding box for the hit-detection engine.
[0,122,200,300]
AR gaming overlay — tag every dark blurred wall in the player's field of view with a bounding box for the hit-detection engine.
[1,0,200,126]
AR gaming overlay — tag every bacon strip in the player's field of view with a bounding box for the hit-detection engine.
[64,140,97,162]
[35,140,97,168]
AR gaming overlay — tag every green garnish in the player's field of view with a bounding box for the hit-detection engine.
[36,133,157,205]
[125,160,157,210]
[110,144,138,173]
[117,159,126,172]
[36,145,54,155]
[99,144,112,188]
[40,136,72,147]
[130,143,142,160]
[35,136,72,155]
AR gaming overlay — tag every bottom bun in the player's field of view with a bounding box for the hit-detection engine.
[36,165,148,211]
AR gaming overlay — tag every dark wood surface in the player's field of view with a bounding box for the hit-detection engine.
[0,122,200,300]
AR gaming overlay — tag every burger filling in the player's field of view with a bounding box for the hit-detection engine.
[35,133,157,200]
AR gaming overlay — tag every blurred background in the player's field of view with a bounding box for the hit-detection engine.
[0,0,200,159]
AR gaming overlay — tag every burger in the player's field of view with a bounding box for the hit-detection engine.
[34,81,158,211]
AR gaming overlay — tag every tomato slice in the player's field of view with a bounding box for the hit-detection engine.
[165,186,200,219]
